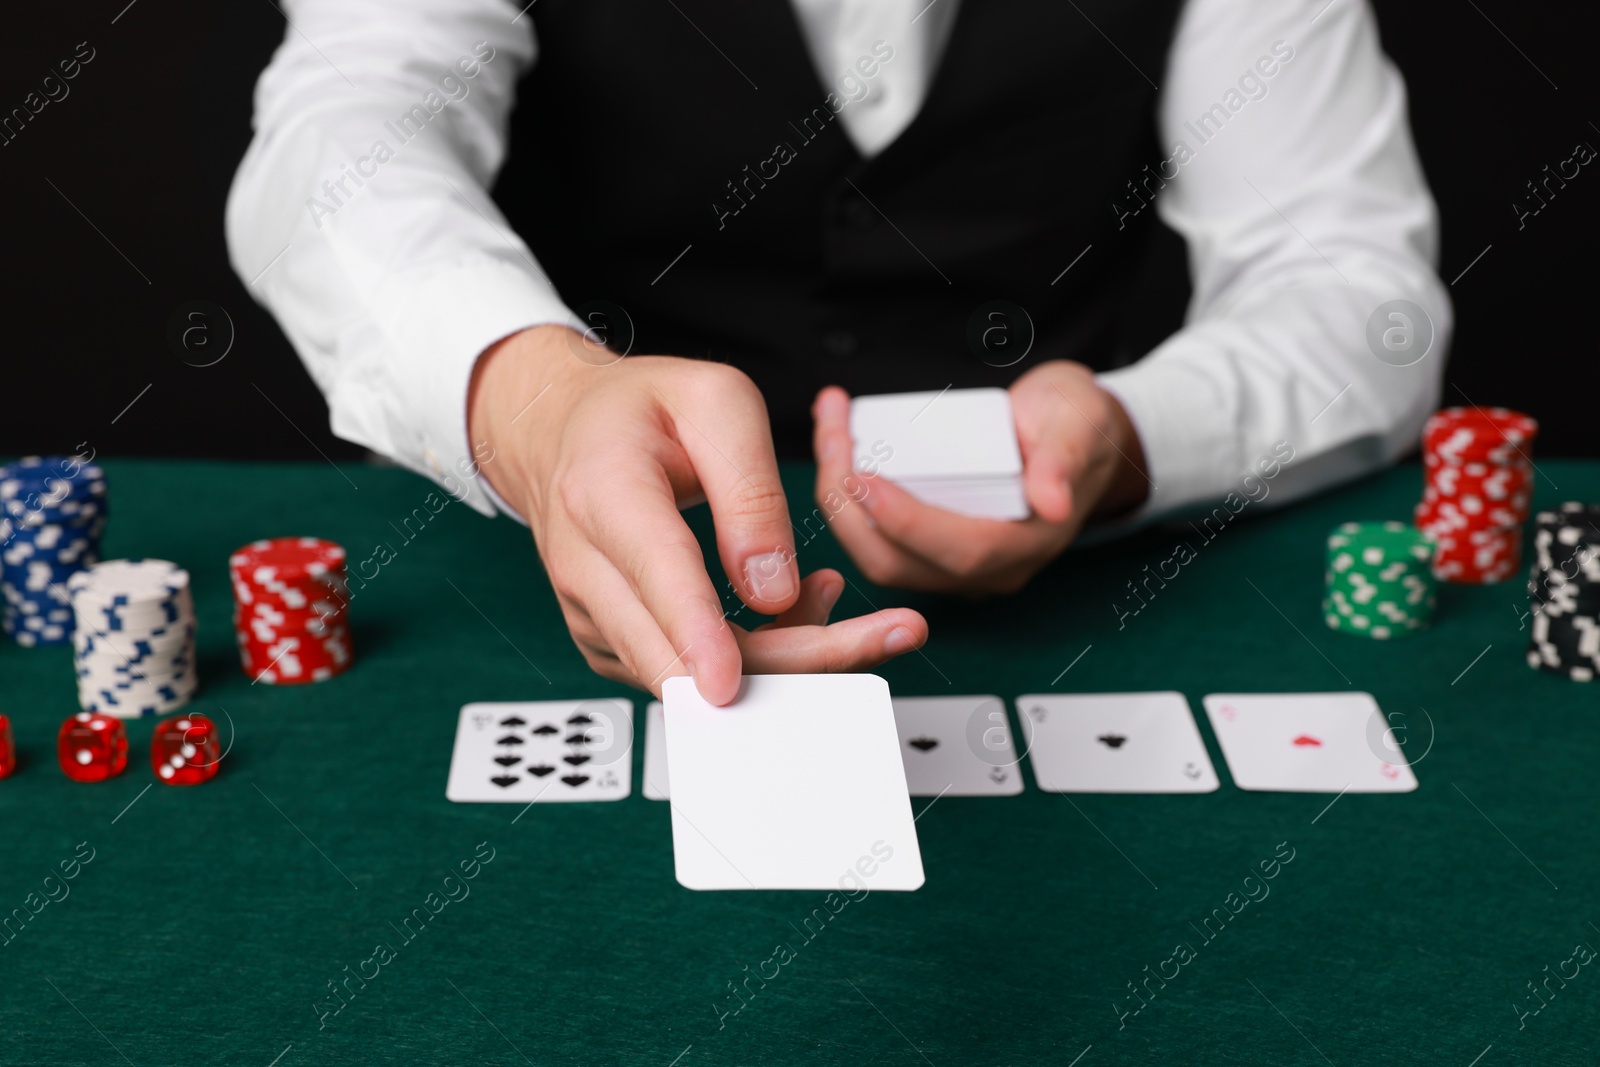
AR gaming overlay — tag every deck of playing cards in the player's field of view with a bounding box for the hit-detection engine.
[662,675,926,892]
[850,387,1029,520]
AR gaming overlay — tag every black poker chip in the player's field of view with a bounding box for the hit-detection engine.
[1526,503,1600,682]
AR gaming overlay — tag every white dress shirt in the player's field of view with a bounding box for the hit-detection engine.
[227,0,1449,524]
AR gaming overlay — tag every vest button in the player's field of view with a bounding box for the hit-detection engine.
[842,197,877,231]
[822,331,859,357]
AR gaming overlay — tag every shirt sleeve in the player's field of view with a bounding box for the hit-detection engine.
[1096,0,1450,522]
[225,0,579,517]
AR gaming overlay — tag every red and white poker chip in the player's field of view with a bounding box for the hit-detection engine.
[229,537,353,684]
[1415,408,1537,585]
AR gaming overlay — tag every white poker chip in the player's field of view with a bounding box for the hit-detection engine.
[69,558,198,719]
[68,558,189,606]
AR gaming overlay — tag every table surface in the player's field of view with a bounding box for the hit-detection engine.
[3,458,1597,1066]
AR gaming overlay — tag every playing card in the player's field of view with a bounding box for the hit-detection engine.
[663,674,925,891]
[851,387,1023,479]
[646,696,1022,800]
[445,700,633,803]
[1201,692,1418,793]
[850,388,1027,520]
[892,696,1024,796]
[1016,692,1219,793]
[642,700,669,800]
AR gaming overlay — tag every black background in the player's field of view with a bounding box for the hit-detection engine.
[0,1,1593,462]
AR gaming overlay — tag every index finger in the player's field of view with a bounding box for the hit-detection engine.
[570,454,742,703]
[657,371,800,616]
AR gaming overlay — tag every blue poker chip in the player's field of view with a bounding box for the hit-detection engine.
[9,603,71,622]
[4,617,71,645]
[3,557,92,581]
[1,492,106,513]
[1,517,101,542]
[2,503,108,529]
[0,502,105,521]
[0,469,107,506]
[3,588,78,614]
[3,586,72,611]
[0,455,107,492]
[2,519,100,537]
[2,461,107,648]
[2,540,97,568]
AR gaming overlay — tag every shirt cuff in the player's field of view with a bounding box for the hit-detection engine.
[382,254,579,519]
[1096,343,1240,528]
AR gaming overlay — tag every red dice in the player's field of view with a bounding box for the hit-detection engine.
[57,712,128,782]
[151,714,222,786]
[0,715,15,779]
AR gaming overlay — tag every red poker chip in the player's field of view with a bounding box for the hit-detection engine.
[236,620,351,655]
[1415,498,1524,534]
[237,636,349,666]
[237,630,353,684]
[236,632,350,664]
[1421,456,1532,484]
[229,536,353,684]
[1422,407,1538,463]
[1422,522,1522,584]
[229,537,347,580]
[235,601,347,638]
[1423,406,1538,442]
[1415,406,1537,584]
[230,537,350,610]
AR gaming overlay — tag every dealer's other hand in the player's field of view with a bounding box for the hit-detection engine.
[812,360,1150,594]
[468,326,928,704]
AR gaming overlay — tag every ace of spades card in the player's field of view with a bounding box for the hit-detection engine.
[1017,692,1220,793]
[891,696,1024,796]
[446,700,633,802]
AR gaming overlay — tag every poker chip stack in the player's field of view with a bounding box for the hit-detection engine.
[229,537,353,684]
[1414,407,1538,584]
[1324,521,1437,638]
[1526,503,1600,681]
[69,559,197,718]
[1,456,109,647]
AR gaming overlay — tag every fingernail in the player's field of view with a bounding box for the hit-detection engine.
[883,626,919,656]
[744,551,797,603]
[818,579,845,621]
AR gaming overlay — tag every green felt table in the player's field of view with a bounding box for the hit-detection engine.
[3,458,1598,1066]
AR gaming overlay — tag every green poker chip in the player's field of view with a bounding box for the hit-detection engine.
[1323,521,1437,639]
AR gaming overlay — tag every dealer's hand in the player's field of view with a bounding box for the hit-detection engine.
[812,360,1150,594]
[468,326,928,704]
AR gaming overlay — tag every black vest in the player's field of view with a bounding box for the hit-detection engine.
[498,0,1183,456]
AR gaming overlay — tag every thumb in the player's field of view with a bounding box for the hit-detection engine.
[1022,440,1075,525]
[1014,385,1079,525]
